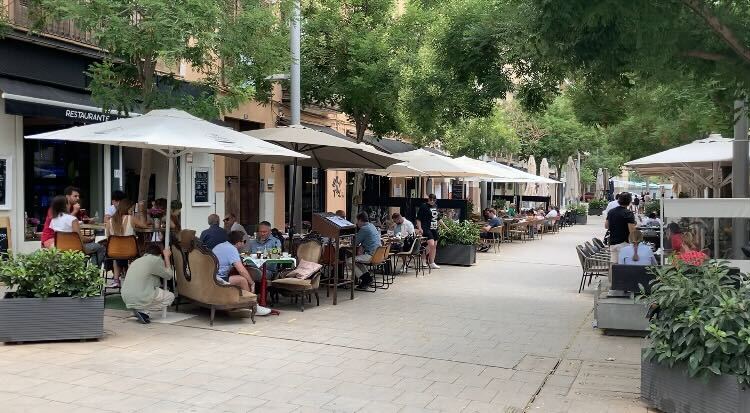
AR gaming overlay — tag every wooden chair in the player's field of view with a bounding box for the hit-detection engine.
[101,235,140,294]
[360,244,391,292]
[396,237,424,277]
[489,226,504,253]
[272,239,324,311]
[178,244,257,326]
[508,222,528,242]
[55,231,86,252]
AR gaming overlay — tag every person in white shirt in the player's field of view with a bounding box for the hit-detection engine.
[104,190,127,223]
[391,212,415,237]
[50,195,105,266]
[604,193,622,215]
[618,230,657,266]
[223,213,247,235]
[545,207,559,219]
[642,212,662,227]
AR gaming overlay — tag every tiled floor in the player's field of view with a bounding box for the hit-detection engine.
[0,216,658,412]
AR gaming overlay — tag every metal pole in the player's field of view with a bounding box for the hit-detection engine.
[712,161,720,259]
[163,153,174,319]
[660,185,665,265]
[732,100,749,258]
[290,0,301,126]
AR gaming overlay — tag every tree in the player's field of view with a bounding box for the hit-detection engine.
[36,0,289,201]
[441,108,520,158]
[302,0,402,216]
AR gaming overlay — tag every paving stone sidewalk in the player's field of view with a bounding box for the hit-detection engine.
[0,216,657,412]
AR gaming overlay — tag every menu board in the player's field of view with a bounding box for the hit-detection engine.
[451,182,464,200]
[326,215,355,228]
[0,156,10,210]
[192,167,210,205]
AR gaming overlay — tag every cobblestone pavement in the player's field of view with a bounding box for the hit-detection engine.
[0,216,658,412]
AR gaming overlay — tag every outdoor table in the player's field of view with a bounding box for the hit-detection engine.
[242,255,296,315]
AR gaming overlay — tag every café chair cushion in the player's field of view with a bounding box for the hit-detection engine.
[287,260,323,280]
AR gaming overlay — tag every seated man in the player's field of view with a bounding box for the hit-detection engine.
[246,221,283,280]
[335,210,346,219]
[223,213,247,235]
[545,207,559,219]
[212,231,255,293]
[121,243,175,324]
[478,208,503,252]
[353,212,381,289]
[642,212,662,227]
[392,212,415,237]
[200,214,228,249]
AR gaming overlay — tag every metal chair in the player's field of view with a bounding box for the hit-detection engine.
[359,244,391,292]
[576,245,609,293]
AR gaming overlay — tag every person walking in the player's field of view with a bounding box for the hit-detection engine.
[606,192,637,289]
[416,194,444,270]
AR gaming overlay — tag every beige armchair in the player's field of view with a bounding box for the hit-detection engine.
[271,239,323,311]
[173,243,257,325]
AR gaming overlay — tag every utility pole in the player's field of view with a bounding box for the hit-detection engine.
[732,100,749,258]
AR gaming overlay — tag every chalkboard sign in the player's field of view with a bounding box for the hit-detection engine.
[0,156,10,210]
[192,167,211,206]
[451,181,464,200]
[0,227,7,257]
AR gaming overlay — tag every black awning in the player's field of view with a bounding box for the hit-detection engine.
[0,77,122,123]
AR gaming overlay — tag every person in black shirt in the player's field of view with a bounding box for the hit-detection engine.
[415,194,443,270]
[606,192,637,270]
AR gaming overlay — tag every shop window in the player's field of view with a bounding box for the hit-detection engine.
[23,120,103,241]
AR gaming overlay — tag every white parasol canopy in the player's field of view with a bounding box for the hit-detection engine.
[394,149,497,178]
[564,156,580,202]
[537,158,551,197]
[26,108,309,319]
[523,156,538,196]
[624,134,738,176]
[336,162,428,177]
[595,168,605,197]
[486,161,559,183]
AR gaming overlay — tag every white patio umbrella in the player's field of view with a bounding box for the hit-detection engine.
[26,109,309,318]
[394,149,497,178]
[523,156,538,196]
[245,126,401,233]
[564,156,580,202]
[487,161,559,184]
[537,158,551,197]
[624,134,736,176]
[595,168,605,198]
[337,162,427,178]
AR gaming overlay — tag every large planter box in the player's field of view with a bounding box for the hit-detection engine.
[574,213,588,225]
[588,207,603,216]
[436,244,476,266]
[641,358,750,413]
[0,295,104,343]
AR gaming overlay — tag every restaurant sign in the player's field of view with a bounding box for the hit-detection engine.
[4,100,121,123]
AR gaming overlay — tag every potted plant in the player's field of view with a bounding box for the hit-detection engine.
[569,204,588,224]
[0,248,104,343]
[641,260,750,412]
[588,199,607,216]
[435,219,479,266]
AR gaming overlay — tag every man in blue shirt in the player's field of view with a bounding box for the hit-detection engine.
[478,208,503,252]
[353,212,381,289]
[200,214,228,249]
[212,231,254,292]
[246,221,283,280]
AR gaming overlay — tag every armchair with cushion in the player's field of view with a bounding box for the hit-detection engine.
[175,243,257,325]
[271,239,323,311]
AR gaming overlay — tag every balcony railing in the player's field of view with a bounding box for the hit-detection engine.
[4,0,97,48]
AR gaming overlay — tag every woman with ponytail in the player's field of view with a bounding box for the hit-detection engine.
[618,229,657,266]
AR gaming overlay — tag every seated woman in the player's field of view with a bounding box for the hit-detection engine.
[105,199,150,285]
[49,195,105,266]
[617,230,656,266]
[667,223,684,252]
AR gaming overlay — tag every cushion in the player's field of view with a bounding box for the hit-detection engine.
[272,278,312,290]
[286,260,322,280]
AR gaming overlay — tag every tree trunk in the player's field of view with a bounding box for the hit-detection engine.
[136,57,157,203]
[350,114,369,220]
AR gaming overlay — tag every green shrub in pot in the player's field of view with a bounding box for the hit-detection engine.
[0,248,103,298]
[643,261,750,383]
[645,200,661,216]
[568,204,587,215]
[588,199,607,209]
[438,219,480,247]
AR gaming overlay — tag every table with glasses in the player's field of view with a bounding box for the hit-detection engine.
[242,254,296,315]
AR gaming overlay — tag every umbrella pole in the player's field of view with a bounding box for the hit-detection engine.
[288,159,298,242]
[163,153,174,319]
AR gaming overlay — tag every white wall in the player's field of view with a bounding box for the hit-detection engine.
[179,152,216,234]
[0,100,31,253]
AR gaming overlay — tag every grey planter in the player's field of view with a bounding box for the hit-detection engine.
[436,244,476,266]
[641,358,750,413]
[0,294,104,343]
[574,213,588,225]
[588,207,603,216]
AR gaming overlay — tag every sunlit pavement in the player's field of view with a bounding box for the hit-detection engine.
[0,216,657,412]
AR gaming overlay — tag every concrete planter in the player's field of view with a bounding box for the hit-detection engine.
[574,213,588,225]
[641,358,750,413]
[0,294,104,343]
[588,207,604,216]
[436,244,476,266]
